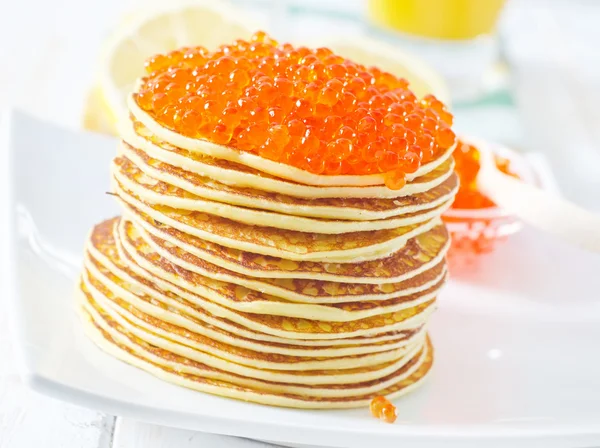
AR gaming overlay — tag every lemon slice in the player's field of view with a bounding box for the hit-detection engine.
[88,0,257,134]
[83,84,117,135]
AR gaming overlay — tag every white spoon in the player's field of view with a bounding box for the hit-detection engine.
[474,138,600,254]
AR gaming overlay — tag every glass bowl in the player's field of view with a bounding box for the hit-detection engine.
[443,137,536,272]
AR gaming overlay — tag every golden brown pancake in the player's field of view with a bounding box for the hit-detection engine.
[129,98,454,187]
[110,218,442,322]
[78,288,434,408]
[90,221,437,340]
[121,118,455,199]
[112,155,453,233]
[81,275,425,375]
[81,220,435,387]
[119,141,459,220]
[81,290,431,399]
[131,217,448,304]
[88,218,429,349]
[114,181,442,263]
[112,240,436,340]
[125,210,450,300]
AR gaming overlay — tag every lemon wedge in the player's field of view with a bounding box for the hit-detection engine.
[87,1,257,134]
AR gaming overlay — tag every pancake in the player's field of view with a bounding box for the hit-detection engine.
[119,141,459,221]
[90,218,425,355]
[80,296,433,408]
[118,219,447,316]
[126,209,450,286]
[81,289,431,398]
[129,217,448,304]
[129,93,456,187]
[112,155,454,233]
[99,224,438,340]
[81,277,426,376]
[121,119,455,199]
[114,182,442,263]
[88,237,442,324]
[83,269,426,359]
[110,237,437,339]
[107,225,444,323]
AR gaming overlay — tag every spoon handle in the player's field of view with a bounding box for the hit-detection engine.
[476,142,600,254]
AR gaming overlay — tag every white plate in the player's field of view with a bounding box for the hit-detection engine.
[5,110,600,448]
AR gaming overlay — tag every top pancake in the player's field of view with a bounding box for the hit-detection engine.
[129,95,455,188]
[121,118,456,199]
[112,155,453,234]
[118,141,458,221]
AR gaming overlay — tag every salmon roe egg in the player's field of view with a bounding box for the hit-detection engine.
[370,396,397,424]
[135,32,455,189]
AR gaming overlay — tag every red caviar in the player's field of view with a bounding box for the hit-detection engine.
[135,32,455,189]
[370,396,397,423]
[452,140,517,209]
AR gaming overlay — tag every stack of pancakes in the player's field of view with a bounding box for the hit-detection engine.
[77,95,458,409]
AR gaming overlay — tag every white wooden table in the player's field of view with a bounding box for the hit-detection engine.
[1,0,599,447]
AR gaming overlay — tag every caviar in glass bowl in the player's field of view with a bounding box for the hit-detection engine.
[443,137,535,270]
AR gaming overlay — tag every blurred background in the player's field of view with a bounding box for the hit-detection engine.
[0,0,598,209]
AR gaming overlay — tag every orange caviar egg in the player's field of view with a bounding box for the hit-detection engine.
[136,31,456,188]
[452,139,518,209]
[370,396,397,424]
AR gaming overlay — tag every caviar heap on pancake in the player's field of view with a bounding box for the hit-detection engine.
[134,31,455,189]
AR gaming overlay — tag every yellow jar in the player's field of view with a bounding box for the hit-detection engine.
[368,0,506,40]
